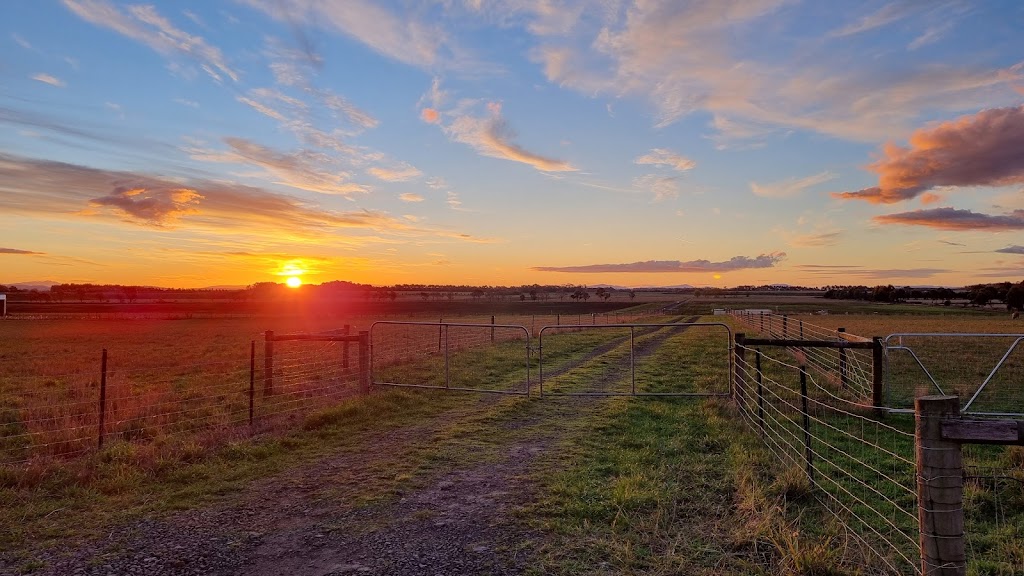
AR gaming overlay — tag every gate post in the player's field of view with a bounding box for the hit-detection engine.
[358,331,370,394]
[264,330,274,396]
[872,337,885,408]
[915,395,965,576]
[734,333,746,413]
[342,324,350,369]
[838,328,848,389]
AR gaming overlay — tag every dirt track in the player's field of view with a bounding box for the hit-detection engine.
[10,314,704,576]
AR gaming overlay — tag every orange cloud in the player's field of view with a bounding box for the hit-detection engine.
[420,107,440,123]
[835,106,1024,203]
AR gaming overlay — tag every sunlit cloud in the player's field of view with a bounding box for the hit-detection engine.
[634,148,695,172]
[0,153,492,243]
[189,137,368,196]
[399,193,424,202]
[445,103,576,172]
[369,164,422,182]
[873,207,1024,230]
[751,171,835,198]
[0,247,45,255]
[242,0,462,70]
[89,186,202,227]
[527,1,1021,142]
[828,2,935,38]
[794,264,949,280]
[995,246,1024,255]
[533,253,786,273]
[835,106,1024,204]
[421,108,441,123]
[63,0,238,82]
[31,73,65,87]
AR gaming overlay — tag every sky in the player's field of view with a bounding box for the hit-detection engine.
[1,0,1023,289]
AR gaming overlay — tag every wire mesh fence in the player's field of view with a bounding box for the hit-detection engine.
[731,311,879,406]
[734,343,920,574]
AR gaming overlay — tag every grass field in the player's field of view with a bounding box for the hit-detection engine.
[2,299,1023,574]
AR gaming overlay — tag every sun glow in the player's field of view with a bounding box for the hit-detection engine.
[286,276,302,288]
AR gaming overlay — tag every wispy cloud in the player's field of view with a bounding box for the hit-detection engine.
[751,171,835,198]
[835,106,1024,204]
[828,2,935,38]
[12,34,33,50]
[445,102,576,172]
[634,148,695,172]
[369,164,422,182]
[873,207,1024,230]
[787,231,843,247]
[399,193,424,202]
[526,1,1020,143]
[632,174,679,202]
[242,0,464,71]
[0,153,492,243]
[794,264,949,280]
[31,73,65,87]
[938,240,965,247]
[188,137,368,196]
[63,0,237,82]
[533,253,786,273]
[0,247,45,255]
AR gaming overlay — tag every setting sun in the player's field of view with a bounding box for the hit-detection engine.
[285,276,302,288]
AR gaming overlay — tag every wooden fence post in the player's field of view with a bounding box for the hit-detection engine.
[915,395,966,576]
[872,337,885,408]
[264,330,274,396]
[358,331,370,394]
[734,333,746,412]
[782,315,788,339]
[491,315,495,342]
[342,324,350,369]
[438,318,443,352]
[98,348,107,449]
[249,340,255,425]
[838,328,848,389]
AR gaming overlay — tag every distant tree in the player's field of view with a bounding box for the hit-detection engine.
[389,291,397,301]
[471,289,484,300]
[1006,283,1024,311]
[421,292,430,301]
[628,290,636,300]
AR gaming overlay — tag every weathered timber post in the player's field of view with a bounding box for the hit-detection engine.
[444,324,450,388]
[264,330,274,396]
[342,324,350,369]
[800,365,815,487]
[783,315,788,339]
[759,312,764,332]
[358,331,370,394]
[556,314,560,325]
[799,319,804,339]
[734,333,746,413]
[491,315,495,342]
[915,395,965,576]
[838,328,848,389]
[98,348,108,449]
[872,337,885,408]
[756,348,764,437]
[249,340,255,425]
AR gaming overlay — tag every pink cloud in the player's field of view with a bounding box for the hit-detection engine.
[533,253,786,273]
[834,106,1024,203]
[420,108,440,123]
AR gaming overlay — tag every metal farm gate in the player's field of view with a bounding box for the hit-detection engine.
[368,320,732,399]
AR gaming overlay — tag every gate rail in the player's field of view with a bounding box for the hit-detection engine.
[369,321,532,395]
[538,322,733,397]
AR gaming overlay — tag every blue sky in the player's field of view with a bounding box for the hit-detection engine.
[1,0,1023,288]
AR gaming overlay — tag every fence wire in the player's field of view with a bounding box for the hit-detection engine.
[734,343,920,575]
[731,311,876,405]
